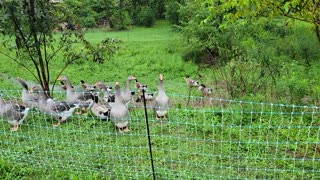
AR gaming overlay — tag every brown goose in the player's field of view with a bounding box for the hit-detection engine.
[0,95,30,131]
[90,93,111,120]
[184,75,199,87]
[136,92,154,102]
[198,84,213,97]
[80,80,96,92]
[110,82,130,132]
[134,79,148,91]
[154,74,169,119]
[17,77,40,108]
[30,86,79,127]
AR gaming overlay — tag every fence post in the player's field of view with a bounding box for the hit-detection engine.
[142,89,156,180]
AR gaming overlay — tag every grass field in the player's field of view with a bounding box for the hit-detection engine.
[0,21,320,179]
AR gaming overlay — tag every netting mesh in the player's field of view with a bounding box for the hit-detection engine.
[0,89,320,179]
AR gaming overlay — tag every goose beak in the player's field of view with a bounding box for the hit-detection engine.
[56,76,62,81]
[29,86,35,93]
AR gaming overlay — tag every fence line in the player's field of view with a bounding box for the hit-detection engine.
[0,89,320,179]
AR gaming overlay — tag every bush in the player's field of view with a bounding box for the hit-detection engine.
[165,1,181,25]
[110,10,131,30]
[136,6,156,27]
[78,16,96,28]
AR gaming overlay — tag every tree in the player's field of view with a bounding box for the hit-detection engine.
[0,0,118,96]
[203,0,320,46]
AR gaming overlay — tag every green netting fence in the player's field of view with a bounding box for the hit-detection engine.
[0,89,320,179]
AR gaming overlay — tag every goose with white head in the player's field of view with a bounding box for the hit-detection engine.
[121,75,136,106]
[17,77,40,108]
[110,82,130,133]
[94,81,115,103]
[154,74,170,119]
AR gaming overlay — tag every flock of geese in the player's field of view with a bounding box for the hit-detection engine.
[0,74,211,133]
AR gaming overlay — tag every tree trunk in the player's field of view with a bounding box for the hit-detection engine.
[27,0,50,95]
[314,21,320,47]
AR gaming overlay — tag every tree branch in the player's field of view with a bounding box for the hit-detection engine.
[0,51,39,80]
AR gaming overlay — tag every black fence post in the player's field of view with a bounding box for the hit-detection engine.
[142,89,156,180]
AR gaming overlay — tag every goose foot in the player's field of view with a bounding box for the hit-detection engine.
[119,126,130,133]
[53,121,61,127]
[10,125,19,131]
[76,108,88,115]
[156,115,167,119]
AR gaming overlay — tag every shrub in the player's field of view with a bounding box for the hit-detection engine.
[136,6,156,27]
[110,10,131,30]
[165,1,181,25]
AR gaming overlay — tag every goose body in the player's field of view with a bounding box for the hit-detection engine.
[121,75,136,105]
[154,74,169,119]
[90,94,110,120]
[0,96,30,131]
[134,79,148,91]
[136,92,154,102]
[59,81,74,91]
[184,75,199,87]
[17,77,40,108]
[94,81,115,103]
[57,76,93,110]
[198,84,213,97]
[80,80,96,91]
[110,82,130,132]
[30,86,79,127]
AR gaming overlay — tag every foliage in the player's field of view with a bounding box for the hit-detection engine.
[0,0,118,95]
[63,0,168,29]
[64,0,99,28]
[202,0,320,46]
[165,0,181,25]
[110,9,132,30]
[173,0,320,102]
[178,0,239,66]
[135,6,156,27]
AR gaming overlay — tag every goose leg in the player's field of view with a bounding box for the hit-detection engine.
[118,126,130,133]
[53,118,61,127]
[122,126,130,132]
[81,107,88,115]
[53,121,61,127]
[10,125,19,131]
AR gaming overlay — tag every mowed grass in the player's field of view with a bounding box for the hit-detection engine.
[0,21,320,179]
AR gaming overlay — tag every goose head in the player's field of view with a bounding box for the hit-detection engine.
[57,75,69,81]
[80,80,96,91]
[134,79,148,91]
[95,81,113,92]
[127,76,137,81]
